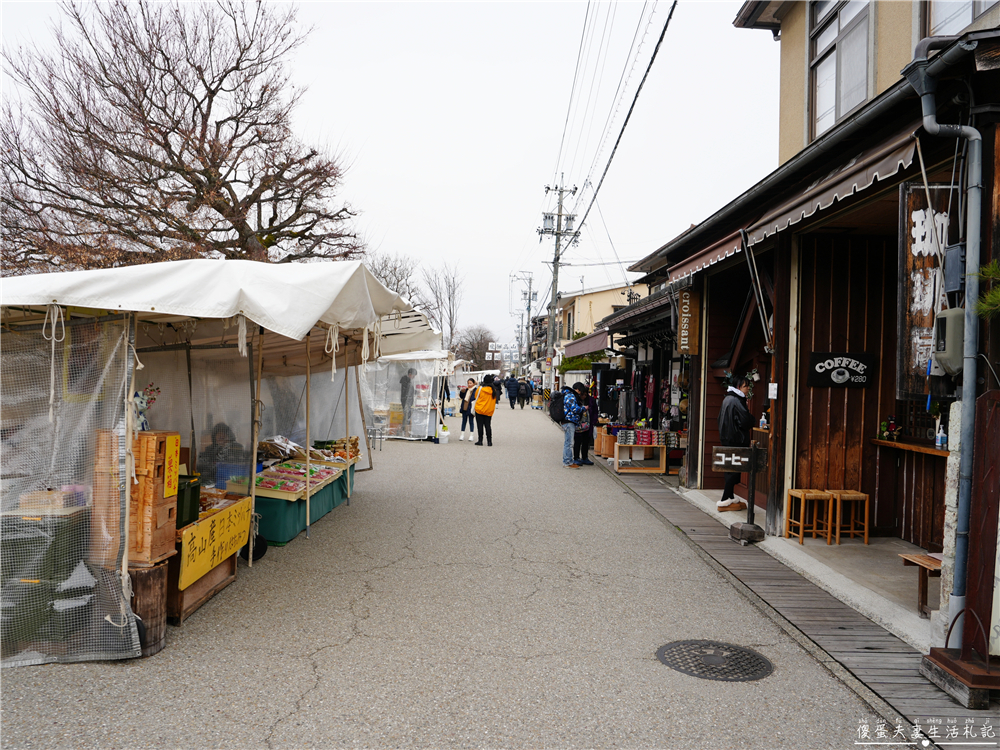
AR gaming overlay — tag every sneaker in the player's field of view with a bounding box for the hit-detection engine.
[579,459,594,466]
[459,434,465,441]
[564,463,581,469]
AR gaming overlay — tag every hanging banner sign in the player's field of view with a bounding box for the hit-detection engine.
[806,352,878,388]
[178,496,252,590]
[677,288,700,356]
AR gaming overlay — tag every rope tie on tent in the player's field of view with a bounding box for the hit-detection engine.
[237,314,248,357]
[360,324,370,369]
[373,317,383,359]
[41,305,65,423]
[393,310,402,328]
[328,325,340,378]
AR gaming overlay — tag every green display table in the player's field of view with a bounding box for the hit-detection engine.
[255,481,336,545]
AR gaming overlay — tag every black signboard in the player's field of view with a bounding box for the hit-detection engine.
[806,352,878,388]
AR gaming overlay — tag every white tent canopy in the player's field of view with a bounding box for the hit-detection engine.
[1,259,409,339]
[377,310,442,356]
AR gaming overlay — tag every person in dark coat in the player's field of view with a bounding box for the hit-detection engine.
[717,376,752,511]
[516,379,530,409]
[572,383,597,465]
[400,368,416,433]
[504,376,519,409]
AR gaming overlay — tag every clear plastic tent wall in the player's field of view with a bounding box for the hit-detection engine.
[135,346,254,489]
[361,354,448,440]
[1,315,141,667]
[259,367,369,468]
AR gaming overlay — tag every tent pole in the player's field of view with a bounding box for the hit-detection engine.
[344,335,351,503]
[248,325,264,567]
[305,331,312,539]
[355,363,373,472]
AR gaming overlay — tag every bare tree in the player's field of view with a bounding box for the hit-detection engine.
[365,250,429,310]
[454,325,495,370]
[423,263,463,348]
[2,0,362,273]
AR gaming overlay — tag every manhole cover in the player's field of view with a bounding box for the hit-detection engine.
[655,640,773,682]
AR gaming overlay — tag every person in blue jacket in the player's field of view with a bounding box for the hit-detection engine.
[560,383,584,468]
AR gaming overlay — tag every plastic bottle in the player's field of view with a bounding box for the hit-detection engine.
[936,426,947,451]
[760,413,768,430]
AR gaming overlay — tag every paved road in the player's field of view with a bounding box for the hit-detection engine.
[3,406,876,749]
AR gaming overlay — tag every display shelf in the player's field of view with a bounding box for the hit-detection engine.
[612,443,668,474]
[871,439,950,457]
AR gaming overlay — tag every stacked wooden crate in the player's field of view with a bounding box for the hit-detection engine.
[129,431,179,566]
[90,428,122,567]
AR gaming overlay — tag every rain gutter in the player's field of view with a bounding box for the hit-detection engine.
[902,36,983,651]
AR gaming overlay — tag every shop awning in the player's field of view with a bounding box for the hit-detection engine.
[665,127,919,282]
[667,232,743,281]
[564,328,608,357]
[746,128,917,245]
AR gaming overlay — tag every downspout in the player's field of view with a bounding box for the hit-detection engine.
[902,37,982,650]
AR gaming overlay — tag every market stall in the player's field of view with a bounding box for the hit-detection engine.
[361,350,456,440]
[1,259,409,666]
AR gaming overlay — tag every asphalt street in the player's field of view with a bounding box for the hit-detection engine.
[2,405,878,749]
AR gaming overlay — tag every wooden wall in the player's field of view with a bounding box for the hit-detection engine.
[795,235,899,533]
[701,257,772,495]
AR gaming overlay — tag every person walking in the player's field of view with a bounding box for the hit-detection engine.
[474,374,498,446]
[572,384,597,466]
[458,377,477,442]
[559,382,584,468]
[516,378,529,409]
[717,376,752,512]
[505,376,519,409]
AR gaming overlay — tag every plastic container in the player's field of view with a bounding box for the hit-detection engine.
[176,475,201,530]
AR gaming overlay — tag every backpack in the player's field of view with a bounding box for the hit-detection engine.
[576,405,591,433]
[474,386,496,416]
[548,391,565,423]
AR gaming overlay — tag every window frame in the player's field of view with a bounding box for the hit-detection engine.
[809,0,871,140]
[926,0,1000,37]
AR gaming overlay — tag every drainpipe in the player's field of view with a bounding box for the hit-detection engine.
[902,38,982,651]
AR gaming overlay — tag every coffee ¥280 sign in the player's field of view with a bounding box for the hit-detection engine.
[806,352,878,388]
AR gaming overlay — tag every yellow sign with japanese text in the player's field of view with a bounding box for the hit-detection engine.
[164,435,180,497]
[178,496,251,590]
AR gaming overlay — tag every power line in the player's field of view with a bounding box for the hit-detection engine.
[570,0,677,256]
[552,2,593,185]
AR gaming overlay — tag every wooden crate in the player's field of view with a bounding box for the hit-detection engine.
[90,429,122,567]
[128,431,180,565]
[165,552,237,626]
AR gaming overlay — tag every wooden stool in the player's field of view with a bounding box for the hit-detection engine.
[784,489,833,544]
[826,489,869,544]
[899,554,942,618]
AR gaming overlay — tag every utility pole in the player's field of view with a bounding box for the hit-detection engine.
[538,177,577,396]
[512,271,535,377]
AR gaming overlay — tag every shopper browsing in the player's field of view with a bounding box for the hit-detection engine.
[558,383,584,468]
[458,378,477,442]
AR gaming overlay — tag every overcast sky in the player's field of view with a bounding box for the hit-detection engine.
[2,1,780,346]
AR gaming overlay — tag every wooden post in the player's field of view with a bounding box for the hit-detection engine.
[344,335,351,502]
[305,331,312,538]
[248,326,264,567]
[355,363,373,471]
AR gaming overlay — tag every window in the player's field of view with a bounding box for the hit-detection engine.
[811,1,869,138]
[929,0,999,36]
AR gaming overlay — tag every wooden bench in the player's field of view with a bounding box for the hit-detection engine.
[899,553,942,619]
